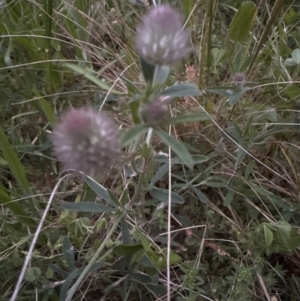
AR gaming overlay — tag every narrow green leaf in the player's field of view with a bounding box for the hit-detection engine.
[121,218,131,245]
[162,113,214,126]
[61,202,115,212]
[63,63,121,94]
[248,0,284,72]
[121,124,148,146]
[63,236,75,271]
[149,187,185,204]
[150,163,169,186]
[235,147,247,170]
[32,86,55,124]
[60,263,104,301]
[192,187,209,204]
[159,83,202,98]
[85,177,118,208]
[263,224,274,247]
[223,190,235,206]
[226,1,257,52]
[43,0,53,48]
[153,154,208,164]
[113,244,143,256]
[155,129,193,169]
[146,283,167,295]
[0,187,35,225]
[205,86,232,97]
[0,124,30,192]
[129,272,152,284]
[129,99,142,124]
[119,75,141,94]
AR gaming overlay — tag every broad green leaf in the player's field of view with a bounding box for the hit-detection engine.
[285,58,297,67]
[154,65,170,84]
[226,2,257,52]
[61,202,115,213]
[0,124,30,193]
[140,58,155,84]
[63,236,75,271]
[288,237,300,251]
[211,48,227,66]
[136,230,152,251]
[228,89,241,106]
[129,272,152,284]
[162,248,182,266]
[149,187,185,204]
[263,224,273,247]
[155,129,193,169]
[85,177,118,208]
[63,63,121,94]
[25,267,41,282]
[150,248,182,269]
[159,83,202,98]
[292,49,300,65]
[285,84,300,99]
[121,124,148,146]
[162,113,214,126]
[113,244,143,256]
[265,106,277,122]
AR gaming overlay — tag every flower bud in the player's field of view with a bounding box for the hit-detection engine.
[51,108,120,177]
[139,96,171,127]
[233,72,246,87]
[135,5,192,66]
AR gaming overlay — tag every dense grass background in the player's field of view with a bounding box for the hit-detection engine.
[1,0,300,300]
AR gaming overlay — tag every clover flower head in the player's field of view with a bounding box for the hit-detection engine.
[51,108,120,177]
[233,72,246,87]
[135,5,192,66]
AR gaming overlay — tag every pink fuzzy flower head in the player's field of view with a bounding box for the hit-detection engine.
[51,108,120,177]
[135,5,192,66]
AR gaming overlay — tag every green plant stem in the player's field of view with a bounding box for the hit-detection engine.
[66,212,124,301]
[128,172,146,219]
[228,104,236,122]
[131,173,144,204]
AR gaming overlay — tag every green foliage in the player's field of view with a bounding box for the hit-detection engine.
[1,0,300,301]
